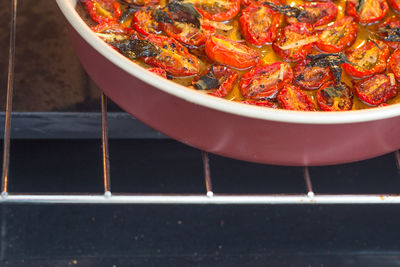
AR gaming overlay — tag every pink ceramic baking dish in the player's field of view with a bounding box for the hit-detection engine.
[56,0,400,166]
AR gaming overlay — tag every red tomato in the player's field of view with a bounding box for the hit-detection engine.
[238,100,277,107]
[387,0,400,11]
[148,68,167,78]
[342,40,389,78]
[272,23,316,62]
[317,82,353,111]
[346,0,388,24]
[353,74,398,106]
[286,2,337,27]
[389,49,400,82]
[277,85,316,111]
[83,0,121,24]
[121,0,160,5]
[377,16,400,50]
[162,20,215,47]
[316,16,358,53]
[91,20,133,35]
[208,66,239,97]
[239,4,281,46]
[194,0,240,21]
[205,35,260,69]
[144,34,200,77]
[293,59,334,90]
[133,7,162,36]
[240,62,293,100]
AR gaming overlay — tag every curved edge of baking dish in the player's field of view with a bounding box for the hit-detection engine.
[56,0,400,125]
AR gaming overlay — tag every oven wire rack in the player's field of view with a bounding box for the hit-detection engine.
[1,0,400,204]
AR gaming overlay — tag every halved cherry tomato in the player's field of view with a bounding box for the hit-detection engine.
[239,3,281,46]
[238,99,277,107]
[277,85,316,111]
[209,66,239,97]
[293,59,334,90]
[316,16,358,53]
[387,0,400,11]
[346,0,388,24]
[83,0,121,24]
[162,20,216,47]
[353,74,398,106]
[272,23,316,62]
[240,62,293,100]
[342,40,389,78]
[388,49,400,81]
[148,68,167,78]
[377,16,400,50]
[133,7,162,36]
[317,82,353,111]
[205,35,260,69]
[121,0,160,6]
[144,34,200,76]
[286,2,337,27]
[193,0,241,21]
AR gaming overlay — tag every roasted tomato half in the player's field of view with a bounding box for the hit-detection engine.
[316,16,358,53]
[133,7,162,36]
[240,62,293,100]
[162,20,215,47]
[144,34,200,77]
[193,65,238,97]
[272,23,316,62]
[286,2,337,27]
[193,0,240,21]
[205,35,260,69]
[387,0,400,12]
[148,67,167,78]
[277,85,316,111]
[293,59,334,90]
[343,40,389,78]
[377,16,400,50]
[239,3,281,46]
[83,0,121,24]
[91,20,137,38]
[317,82,353,111]
[389,49,400,82]
[346,0,388,24]
[353,74,398,106]
[121,0,160,6]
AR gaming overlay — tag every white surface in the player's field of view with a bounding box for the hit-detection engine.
[55,0,400,124]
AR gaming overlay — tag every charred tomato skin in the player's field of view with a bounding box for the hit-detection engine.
[346,0,389,24]
[272,23,315,62]
[133,7,161,36]
[317,82,353,111]
[194,0,241,22]
[378,16,400,50]
[239,3,281,46]
[286,2,338,27]
[240,62,293,100]
[389,49,400,82]
[316,16,358,53]
[205,35,260,69]
[144,34,200,77]
[83,0,122,24]
[208,66,239,97]
[353,74,398,106]
[293,59,334,90]
[342,40,389,78]
[277,85,316,111]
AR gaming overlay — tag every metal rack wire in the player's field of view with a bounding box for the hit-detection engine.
[1,0,400,204]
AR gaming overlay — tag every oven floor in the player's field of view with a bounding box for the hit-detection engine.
[1,139,400,267]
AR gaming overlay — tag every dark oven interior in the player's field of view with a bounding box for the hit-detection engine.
[1,0,400,266]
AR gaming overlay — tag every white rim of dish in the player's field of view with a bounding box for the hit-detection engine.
[56,0,400,124]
